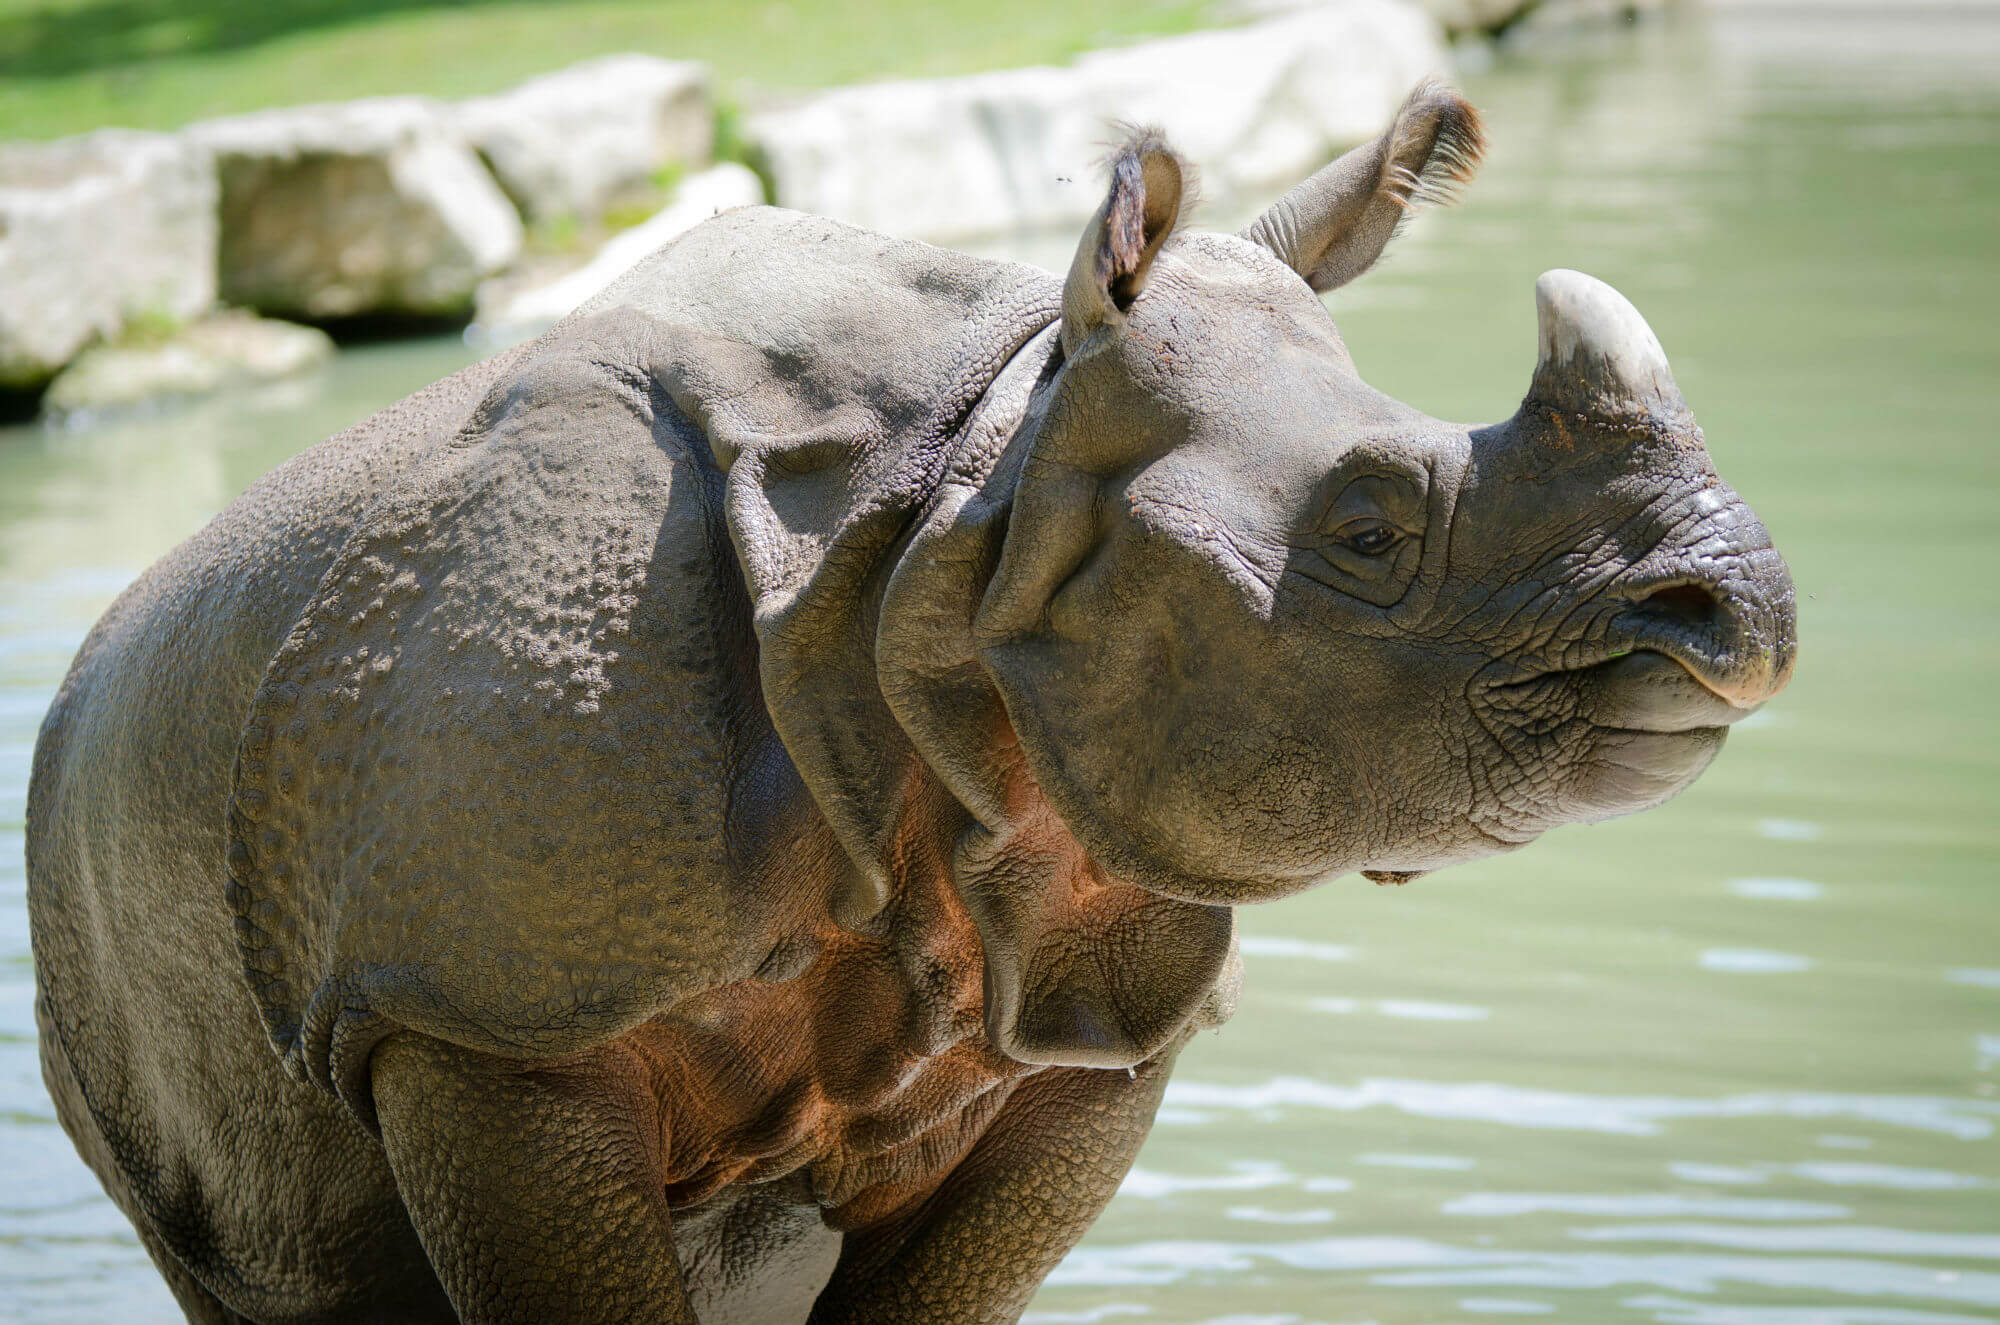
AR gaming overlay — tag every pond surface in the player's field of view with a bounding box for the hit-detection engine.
[3,9,1997,1323]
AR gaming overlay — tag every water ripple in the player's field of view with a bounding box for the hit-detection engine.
[1789,1164,1989,1191]
[1050,1237,2000,1306]
[1020,1307,1151,1325]
[1669,1163,1770,1186]
[1162,1078,2000,1139]
[1119,1163,1292,1199]
[1236,936,1355,963]
[1570,1224,2000,1259]
[1756,819,1824,842]
[1376,1253,2000,1307]
[1623,1294,1995,1324]
[1360,1153,1476,1171]
[1224,1205,1337,1225]
[1445,1194,1851,1220]
[1699,950,1814,975]
[1377,1000,1492,1021]
[1461,1300,1557,1316]
[1728,878,1826,901]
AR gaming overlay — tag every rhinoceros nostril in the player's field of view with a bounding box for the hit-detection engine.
[1639,582,1719,625]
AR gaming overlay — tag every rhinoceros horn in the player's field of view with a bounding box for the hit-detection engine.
[1526,269,1692,432]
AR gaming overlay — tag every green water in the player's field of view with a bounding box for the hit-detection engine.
[3,9,1997,1322]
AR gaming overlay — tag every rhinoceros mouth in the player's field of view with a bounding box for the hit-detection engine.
[1607,570,1796,710]
[1467,650,1734,838]
[1573,650,1753,735]
[1471,648,1754,754]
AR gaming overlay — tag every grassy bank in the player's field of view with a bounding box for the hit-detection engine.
[0,0,1218,141]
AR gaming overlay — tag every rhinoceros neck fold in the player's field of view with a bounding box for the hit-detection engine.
[872,324,1062,835]
[873,331,1241,1069]
[686,210,1060,926]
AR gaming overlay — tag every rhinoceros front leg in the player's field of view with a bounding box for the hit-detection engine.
[807,1040,1182,1325]
[372,1032,697,1325]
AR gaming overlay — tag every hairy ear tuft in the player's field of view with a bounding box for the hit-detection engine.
[1243,80,1487,293]
[1063,126,1191,354]
[1383,80,1486,215]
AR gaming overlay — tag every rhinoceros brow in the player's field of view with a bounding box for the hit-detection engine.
[1305,459,1430,534]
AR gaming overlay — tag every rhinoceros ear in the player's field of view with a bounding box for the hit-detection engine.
[1242,80,1484,293]
[1061,128,1189,357]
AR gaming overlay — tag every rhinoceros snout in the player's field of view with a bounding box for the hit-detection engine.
[1515,269,1798,712]
[1617,537,1797,712]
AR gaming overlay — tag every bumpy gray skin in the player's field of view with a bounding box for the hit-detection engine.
[28,86,1795,1325]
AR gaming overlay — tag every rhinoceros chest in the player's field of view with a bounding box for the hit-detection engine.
[617,852,1040,1227]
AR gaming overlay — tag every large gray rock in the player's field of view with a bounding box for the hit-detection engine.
[0,131,217,389]
[1239,0,1543,37]
[746,0,1448,244]
[457,55,714,224]
[1419,0,1539,32]
[41,311,334,419]
[187,98,523,321]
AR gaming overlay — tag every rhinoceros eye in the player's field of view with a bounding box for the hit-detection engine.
[1295,466,1427,608]
[1337,519,1402,556]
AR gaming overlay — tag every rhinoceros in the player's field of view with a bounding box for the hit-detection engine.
[28,84,1794,1324]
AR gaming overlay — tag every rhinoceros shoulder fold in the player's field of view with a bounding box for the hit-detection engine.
[224,208,1062,1119]
[227,310,758,1116]
[607,206,1066,923]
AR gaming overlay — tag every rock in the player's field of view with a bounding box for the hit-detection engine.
[745,0,1448,244]
[41,311,335,418]
[1418,0,1541,33]
[456,55,714,225]
[1237,0,1542,37]
[474,163,764,340]
[187,98,523,321]
[1507,0,1678,32]
[0,131,217,390]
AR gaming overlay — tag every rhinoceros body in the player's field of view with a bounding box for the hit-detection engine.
[29,87,1793,1324]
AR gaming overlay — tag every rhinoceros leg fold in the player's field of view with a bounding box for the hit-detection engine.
[372,1033,698,1325]
[806,1040,1182,1325]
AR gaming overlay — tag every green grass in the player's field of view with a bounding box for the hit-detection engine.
[0,0,1218,141]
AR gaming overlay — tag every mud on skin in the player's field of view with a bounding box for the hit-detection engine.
[27,81,1793,1324]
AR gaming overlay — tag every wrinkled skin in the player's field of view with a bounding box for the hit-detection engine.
[27,84,1794,1324]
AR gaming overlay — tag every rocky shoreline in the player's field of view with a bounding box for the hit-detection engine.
[0,0,1574,422]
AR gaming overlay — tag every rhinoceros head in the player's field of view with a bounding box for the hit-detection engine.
[969,84,1797,910]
